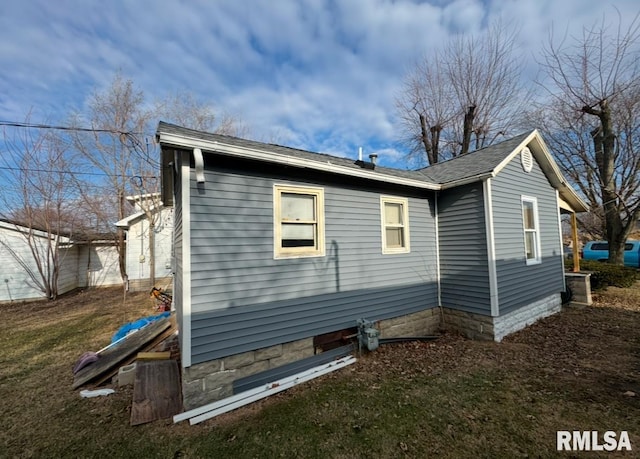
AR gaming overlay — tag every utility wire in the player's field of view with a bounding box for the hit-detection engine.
[0,165,157,179]
[0,120,162,167]
[0,120,147,135]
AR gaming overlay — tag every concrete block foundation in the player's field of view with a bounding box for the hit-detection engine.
[564,273,592,306]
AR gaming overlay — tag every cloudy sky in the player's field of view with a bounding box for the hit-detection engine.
[1,0,638,166]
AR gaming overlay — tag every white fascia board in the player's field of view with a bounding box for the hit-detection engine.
[0,220,72,243]
[115,210,145,228]
[492,130,539,176]
[158,132,440,191]
[492,130,589,213]
[125,192,161,203]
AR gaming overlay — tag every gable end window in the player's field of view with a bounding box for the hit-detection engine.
[274,185,325,258]
[381,196,410,254]
[521,196,541,265]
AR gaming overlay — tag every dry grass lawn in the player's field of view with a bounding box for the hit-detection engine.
[1,283,639,458]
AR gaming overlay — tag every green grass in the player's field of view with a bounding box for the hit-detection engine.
[2,284,640,458]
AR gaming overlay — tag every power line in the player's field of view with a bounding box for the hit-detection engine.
[0,120,162,168]
[0,165,157,179]
[0,120,146,135]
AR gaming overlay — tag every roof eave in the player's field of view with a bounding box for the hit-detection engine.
[115,210,145,229]
[158,131,440,192]
[438,172,494,190]
[493,130,589,213]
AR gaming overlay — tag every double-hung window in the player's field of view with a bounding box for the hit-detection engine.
[381,196,410,254]
[274,185,325,258]
[521,196,541,264]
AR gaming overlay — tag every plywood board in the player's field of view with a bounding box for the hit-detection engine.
[130,360,182,426]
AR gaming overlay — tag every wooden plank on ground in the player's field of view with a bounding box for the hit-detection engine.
[72,317,172,389]
[130,360,182,426]
[89,327,175,388]
[137,351,171,360]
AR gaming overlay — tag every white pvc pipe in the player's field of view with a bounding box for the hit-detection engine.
[174,356,355,424]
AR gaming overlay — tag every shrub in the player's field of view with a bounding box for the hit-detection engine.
[566,259,640,290]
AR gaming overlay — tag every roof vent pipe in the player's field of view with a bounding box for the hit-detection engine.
[354,147,375,170]
[369,154,378,165]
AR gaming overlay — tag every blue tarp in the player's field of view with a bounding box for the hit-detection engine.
[111,312,171,343]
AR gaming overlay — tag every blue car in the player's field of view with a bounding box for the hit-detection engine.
[582,240,640,268]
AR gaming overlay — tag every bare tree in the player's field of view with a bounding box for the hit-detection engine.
[538,11,640,264]
[396,58,455,165]
[70,73,153,282]
[71,74,249,288]
[0,124,78,300]
[157,91,248,136]
[396,21,529,165]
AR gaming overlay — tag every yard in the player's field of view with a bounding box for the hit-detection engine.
[1,284,639,458]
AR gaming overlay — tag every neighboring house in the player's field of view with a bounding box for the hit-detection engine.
[75,238,123,289]
[115,193,174,291]
[156,122,588,409]
[0,220,121,303]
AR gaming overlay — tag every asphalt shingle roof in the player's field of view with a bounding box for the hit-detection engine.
[158,122,587,212]
[418,132,531,184]
[158,121,430,183]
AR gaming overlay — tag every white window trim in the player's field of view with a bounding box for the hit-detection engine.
[380,195,410,254]
[273,184,325,259]
[521,195,541,265]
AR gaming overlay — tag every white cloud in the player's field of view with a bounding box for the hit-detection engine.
[1,0,639,167]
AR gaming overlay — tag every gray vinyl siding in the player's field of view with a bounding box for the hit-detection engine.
[187,164,438,364]
[438,183,491,315]
[492,156,564,314]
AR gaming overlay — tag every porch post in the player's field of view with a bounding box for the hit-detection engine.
[571,212,580,272]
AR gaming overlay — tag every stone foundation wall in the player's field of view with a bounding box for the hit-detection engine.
[441,293,562,342]
[182,337,315,410]
[182,308,441,410]
[377,308,441,338]
[493,293,561,342]
[440,308,495,340]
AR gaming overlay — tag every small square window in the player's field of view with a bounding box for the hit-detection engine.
[381,196,410,254]
[274,185,325,258]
